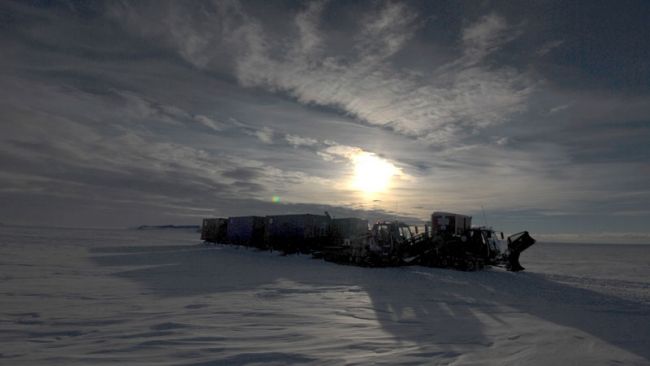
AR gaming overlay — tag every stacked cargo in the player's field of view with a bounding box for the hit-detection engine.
[201,214,334,252]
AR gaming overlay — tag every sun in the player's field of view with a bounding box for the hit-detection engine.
[351,152,400,194]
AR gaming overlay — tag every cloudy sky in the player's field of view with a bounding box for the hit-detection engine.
[1,0,649,243]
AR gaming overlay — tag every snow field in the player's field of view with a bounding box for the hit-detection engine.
[1,226,649,365]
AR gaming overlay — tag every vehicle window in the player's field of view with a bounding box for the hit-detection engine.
[399,226,412,239]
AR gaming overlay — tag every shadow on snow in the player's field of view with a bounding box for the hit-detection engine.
[91,243,650,362]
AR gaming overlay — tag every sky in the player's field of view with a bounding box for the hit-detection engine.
[1,0,649,243]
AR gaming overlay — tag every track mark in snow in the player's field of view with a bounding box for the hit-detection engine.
[16,319,44,325]
[410,351,462,358]
[28,330,86,338]
[186,352,317,366]
[116,331,178,339]
[51,319,127,327]
[181,336,229,343]
[150,322,190,331]
[6,312,40,318]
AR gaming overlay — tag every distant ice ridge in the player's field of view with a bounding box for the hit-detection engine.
[1,226,649,365]
[134,224,200,231]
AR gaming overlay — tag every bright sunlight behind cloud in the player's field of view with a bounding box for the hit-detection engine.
[351,151,402,195]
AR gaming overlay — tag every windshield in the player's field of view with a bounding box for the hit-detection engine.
[399,226,413,240]
[484,230,506,252]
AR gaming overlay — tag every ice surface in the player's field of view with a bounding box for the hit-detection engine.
[1,226,649,365]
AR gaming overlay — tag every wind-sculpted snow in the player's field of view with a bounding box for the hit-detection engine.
[1,226,649,365]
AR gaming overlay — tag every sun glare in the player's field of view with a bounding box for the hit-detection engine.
[351,152,400,194]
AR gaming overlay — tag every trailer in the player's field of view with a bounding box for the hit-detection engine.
[266,214,331,253]
[201,218,228,243]
[226,216,267,248]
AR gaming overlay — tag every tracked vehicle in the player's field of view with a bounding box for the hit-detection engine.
[415,212,536,271]
[201,210,535,272]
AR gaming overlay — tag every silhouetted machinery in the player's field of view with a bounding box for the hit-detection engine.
[420,212,536,271]
[201,210,535,272]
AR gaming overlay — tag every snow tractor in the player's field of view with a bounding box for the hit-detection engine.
[418,212,536,271]
[330,212,536,271]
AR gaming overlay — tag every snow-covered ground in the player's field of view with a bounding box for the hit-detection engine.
[1,226,649,365]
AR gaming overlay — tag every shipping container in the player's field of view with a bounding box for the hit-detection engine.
[226,216,266,247]
[201,218,228,243]
[266,214,331,253]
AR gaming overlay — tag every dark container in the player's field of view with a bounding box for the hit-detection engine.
[201,218,228,243]
[227,216,266,247]
[330,217,369,243]
[266,214,331,253]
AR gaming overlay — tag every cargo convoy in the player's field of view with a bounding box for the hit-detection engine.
[201,211,535,272]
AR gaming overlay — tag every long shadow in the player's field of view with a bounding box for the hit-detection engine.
[468,270,650,359]
[90,244,650,361]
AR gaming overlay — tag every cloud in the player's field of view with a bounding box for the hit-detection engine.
[0,72,349,222]
[461,13,518,65]
[285,134,318,148]
[221,166,262,181]
[107,0,249,70]
[194,115,225,131]
[494,136,509,146]
[112,90,225,132]
[317,143,409,181]
[293,0,328,56]
[319,144,362,162]
[548,102,572,114]
[111,2,534,145]
[3,1,650,236]
[354,2,419,60]
[536,39,564,56]
[253,127,274,144]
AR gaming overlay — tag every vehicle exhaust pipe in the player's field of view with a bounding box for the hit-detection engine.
[505,231,536,271]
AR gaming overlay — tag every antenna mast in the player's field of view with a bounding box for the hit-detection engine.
[481,204,489,227]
